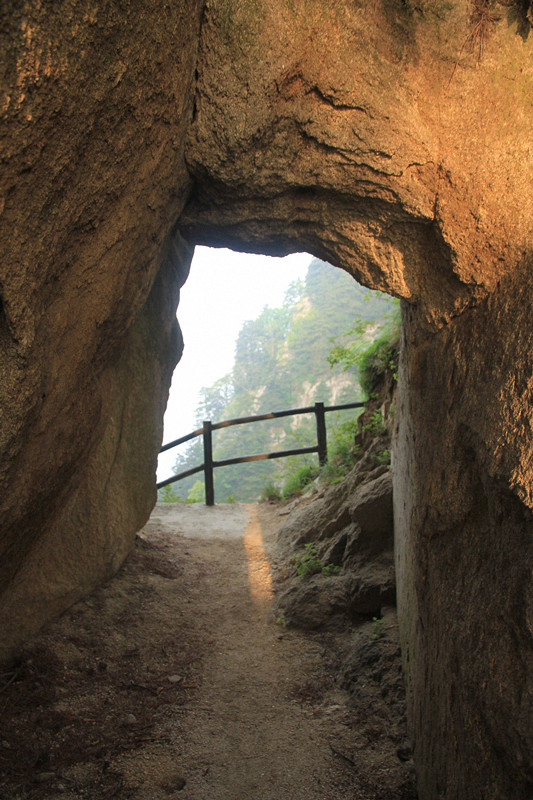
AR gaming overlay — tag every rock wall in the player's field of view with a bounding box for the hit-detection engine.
[0,0,202,657]
[0,1,532,798]
[395,268,533,798]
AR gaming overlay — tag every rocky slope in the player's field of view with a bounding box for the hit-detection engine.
[271,382,417,796]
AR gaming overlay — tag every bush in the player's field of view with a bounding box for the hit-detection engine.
[359,330,400,399]
[158,484,182,503]
[362,409,387,436]
[321,417,360,484]
[328,297,400,400]
[293,543,341,578]
[282,463,319,499]
[261,482,282,502]
[186,480,206,504]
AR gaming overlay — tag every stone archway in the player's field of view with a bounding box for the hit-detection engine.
[0,1,532,798]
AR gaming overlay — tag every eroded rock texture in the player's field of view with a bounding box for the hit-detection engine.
[1,1,532,798]
[0,0,203,654]
[395,271,533,798]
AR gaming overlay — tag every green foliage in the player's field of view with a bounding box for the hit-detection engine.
[362,410,386,436]
[169,258,396,502]
[195,377,233,424]
[158,484,182,503]
[327,318,374,373]
[260,482,282,502]
[359,330,400,399]
[322,563,342,576]
[233,307,290,395]
[186,480,205,504]
[293,544,341,579]
[293,544,323,577]
[328,296,400,400]
[372,616,385,637]
[282,462,319,499]
[375,448,391,467]
[319,417,360,484]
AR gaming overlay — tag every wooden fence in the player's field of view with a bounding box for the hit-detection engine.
[157,400,365,506]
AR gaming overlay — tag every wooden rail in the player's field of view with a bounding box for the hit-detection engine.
[157,401,365,506]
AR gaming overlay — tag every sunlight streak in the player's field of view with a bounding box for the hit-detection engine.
[242,505,273,609]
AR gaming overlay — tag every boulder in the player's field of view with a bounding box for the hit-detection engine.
[275,465,395,629]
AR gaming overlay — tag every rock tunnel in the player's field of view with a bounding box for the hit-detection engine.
[0,1,532,797]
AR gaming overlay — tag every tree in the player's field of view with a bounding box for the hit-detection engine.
[169,258,396,501]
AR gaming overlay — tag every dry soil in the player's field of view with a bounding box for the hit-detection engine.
[0,502,415,800]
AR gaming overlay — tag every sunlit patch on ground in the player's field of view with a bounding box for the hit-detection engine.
[243,504,274,608]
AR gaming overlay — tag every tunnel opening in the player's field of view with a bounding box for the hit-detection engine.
[157,243,399,506]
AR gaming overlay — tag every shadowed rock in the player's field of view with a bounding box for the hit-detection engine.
[1,2,532,798]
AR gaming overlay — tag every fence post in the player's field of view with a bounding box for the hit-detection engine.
[203,420,215,506]
[315,402,327,467]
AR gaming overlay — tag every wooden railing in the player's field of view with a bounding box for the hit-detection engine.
[157,401,365,506]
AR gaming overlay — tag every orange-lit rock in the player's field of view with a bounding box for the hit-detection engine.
[0,2,532,798]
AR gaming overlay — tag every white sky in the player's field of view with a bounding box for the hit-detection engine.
[157,246,312,481]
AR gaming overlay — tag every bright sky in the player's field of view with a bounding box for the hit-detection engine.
[157,246,312,481]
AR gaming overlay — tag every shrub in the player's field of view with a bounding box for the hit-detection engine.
[293,544,341,579]
[261,482,282,502]
[358,331,400,399]
[158,484,182,503]
[321,417,360,484]
[293,544,323,577]
[186,480,206,504]
[362,410,387,436]
[282,463,319,499]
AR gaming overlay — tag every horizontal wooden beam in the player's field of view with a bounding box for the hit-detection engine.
[213,445,319,469]
[157,400,365,501]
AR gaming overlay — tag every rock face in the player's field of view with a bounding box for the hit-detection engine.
[274,379,397,631]
[0,0,203,655]
[395,274,533,799]
[1,2,532,799]
[275,466,395,629]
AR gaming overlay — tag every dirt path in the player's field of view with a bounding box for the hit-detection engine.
[1,502,416,800]
[0,503,360,800]
[134,502,353,800]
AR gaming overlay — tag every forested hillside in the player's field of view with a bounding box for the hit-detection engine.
[161,259,394,502]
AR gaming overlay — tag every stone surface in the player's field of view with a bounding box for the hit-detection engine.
[0,241,191,656]
[395,268,533,799]
[0,0,203,657]
[182,0,532,325]
[0,2,532,798]
[275,450,395,629]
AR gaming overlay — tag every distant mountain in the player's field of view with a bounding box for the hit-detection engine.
[163,258,394,502]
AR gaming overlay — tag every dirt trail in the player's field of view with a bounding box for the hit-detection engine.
[0,501,416,799]
[0,502,362,800]
[138,503,353,800]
